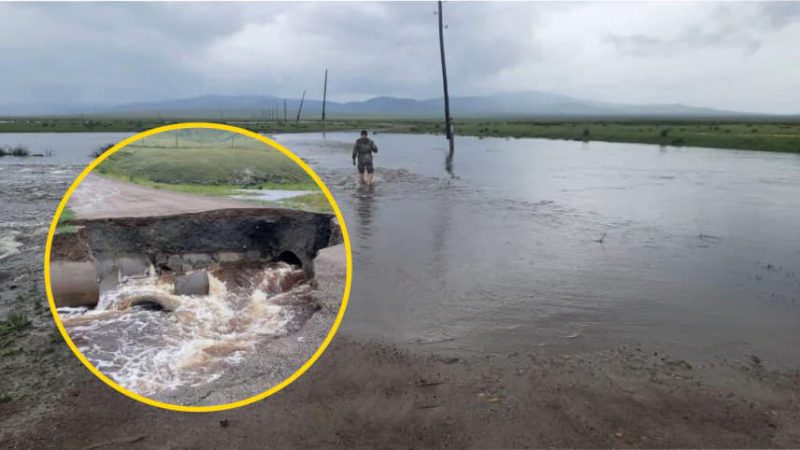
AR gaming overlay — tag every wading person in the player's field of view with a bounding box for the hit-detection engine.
[352,130,378,185]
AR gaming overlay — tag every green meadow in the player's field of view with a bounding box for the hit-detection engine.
[2,116,798,153]
[405,119,800,153]
[95,129,332,212]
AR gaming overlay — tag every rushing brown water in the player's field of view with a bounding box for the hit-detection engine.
[58,261,312,396]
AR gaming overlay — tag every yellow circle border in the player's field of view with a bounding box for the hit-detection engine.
[43,122,352,413]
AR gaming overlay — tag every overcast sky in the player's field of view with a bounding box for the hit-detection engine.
[0,2,798,114]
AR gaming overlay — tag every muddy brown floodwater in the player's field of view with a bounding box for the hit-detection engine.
[1,132,799,448]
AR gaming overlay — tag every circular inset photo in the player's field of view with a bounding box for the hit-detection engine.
[44,123,350,411]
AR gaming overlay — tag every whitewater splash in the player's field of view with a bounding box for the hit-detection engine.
[0,231,23,260]
[58,261,313,396]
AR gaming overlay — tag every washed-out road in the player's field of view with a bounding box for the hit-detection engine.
[68,174,263,219]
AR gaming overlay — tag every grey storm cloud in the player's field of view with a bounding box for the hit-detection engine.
[0,2,798,114]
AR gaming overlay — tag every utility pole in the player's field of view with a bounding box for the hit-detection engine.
[321,68,328,122]
[283,99,287,123]
[438,0,454,159]
[296,90,306,123]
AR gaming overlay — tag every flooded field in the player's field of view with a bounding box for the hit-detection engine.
[279,132,800,364]
[0,133,131,315]
[2,131,799,369]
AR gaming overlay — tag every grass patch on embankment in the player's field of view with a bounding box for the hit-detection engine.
[403,119,800,153]
[55,207,77,235]
[95,129,317,189]
[275,192,333,213]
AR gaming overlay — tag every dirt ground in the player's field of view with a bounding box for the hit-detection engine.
[2,328,799,449]
[2,245,799,447]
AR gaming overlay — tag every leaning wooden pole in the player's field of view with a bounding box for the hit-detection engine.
[438,0,454,156]
[321,68,328,122]
[296,90,306,123]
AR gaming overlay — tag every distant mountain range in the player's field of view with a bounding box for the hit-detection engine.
[1,91,773,119]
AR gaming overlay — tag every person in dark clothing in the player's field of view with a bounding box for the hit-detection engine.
[352,130,378,185]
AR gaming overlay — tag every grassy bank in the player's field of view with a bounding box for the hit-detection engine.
[405,119,800,153]
[4,115,799,153]
[0,117,371,134]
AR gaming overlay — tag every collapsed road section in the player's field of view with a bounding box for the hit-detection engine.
[51,208,340,307]
[48,207,345,404]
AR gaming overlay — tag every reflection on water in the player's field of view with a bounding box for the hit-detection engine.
[353,185,376,254]
[278,132,800,364]
[445,149,455,177]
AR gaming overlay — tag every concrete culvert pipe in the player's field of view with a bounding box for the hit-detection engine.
[174,271,210,296]
[119,293,181,312]
[50,261,99,308]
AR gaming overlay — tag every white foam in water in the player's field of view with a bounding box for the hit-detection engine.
[60,264,303,397]
[0,231,23,260]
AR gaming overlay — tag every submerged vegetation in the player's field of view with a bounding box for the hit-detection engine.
[0,311,32,350]
[0,312,31,336]
[0,145,30,157]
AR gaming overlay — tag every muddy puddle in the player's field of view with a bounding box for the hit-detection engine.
[57,261,313,396]
[229,189,309,202]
